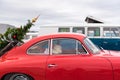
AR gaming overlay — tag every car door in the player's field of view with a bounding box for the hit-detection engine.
[46,38,113,80]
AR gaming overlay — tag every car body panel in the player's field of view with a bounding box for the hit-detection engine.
[46,54,113,80]
[0,33,120,80]
[0,48,49,80]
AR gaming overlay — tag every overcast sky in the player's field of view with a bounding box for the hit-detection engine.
[0,0,120,30]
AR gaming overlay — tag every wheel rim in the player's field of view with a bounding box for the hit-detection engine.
[13,75,28,80]
[9,74,30,80]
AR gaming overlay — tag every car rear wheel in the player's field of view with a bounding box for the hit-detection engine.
[4,73,33,80]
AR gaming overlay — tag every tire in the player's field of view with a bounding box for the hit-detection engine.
[4,73,33,80]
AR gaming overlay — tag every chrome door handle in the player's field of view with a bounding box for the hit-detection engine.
[48,64,57,68]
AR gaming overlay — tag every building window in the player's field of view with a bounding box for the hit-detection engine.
[88,27,100,37]
[73,27,85,34]
[24,35,30,39]
[58,28,70,32]
[32,35,37,38]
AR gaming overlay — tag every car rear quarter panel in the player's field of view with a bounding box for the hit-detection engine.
[0,54,48,80]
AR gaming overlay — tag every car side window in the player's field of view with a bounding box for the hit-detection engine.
[27,40,49,54]
[52,38,87,55]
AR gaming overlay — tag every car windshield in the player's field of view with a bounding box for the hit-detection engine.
[84,38,100,54]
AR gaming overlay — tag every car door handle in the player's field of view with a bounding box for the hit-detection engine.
[48,64,57,68]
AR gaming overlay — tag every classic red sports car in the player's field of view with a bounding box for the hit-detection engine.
[0,33,120,80]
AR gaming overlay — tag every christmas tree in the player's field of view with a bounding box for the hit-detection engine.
[0,16,39,55]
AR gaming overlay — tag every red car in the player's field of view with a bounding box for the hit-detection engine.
[0,33,120,80]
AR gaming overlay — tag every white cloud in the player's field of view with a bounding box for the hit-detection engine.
[0,0,120,28]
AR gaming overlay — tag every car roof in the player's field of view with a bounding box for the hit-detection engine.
[24,33,86,46]
[36,32,85,40]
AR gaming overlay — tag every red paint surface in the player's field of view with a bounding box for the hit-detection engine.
[0,33,120,80]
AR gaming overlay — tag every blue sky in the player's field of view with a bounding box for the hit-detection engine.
[0,0,120,30]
